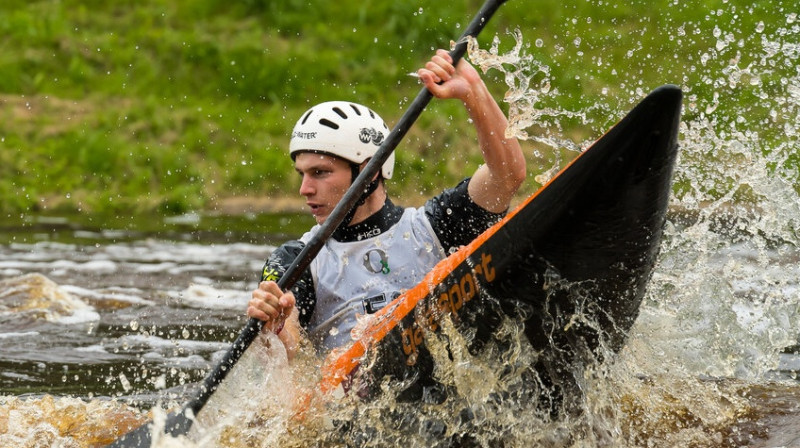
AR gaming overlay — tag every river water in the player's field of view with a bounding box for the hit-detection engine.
[4,204,800,447]
[4,5,800,448]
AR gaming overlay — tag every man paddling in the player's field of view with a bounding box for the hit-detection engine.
[247,49,525,358]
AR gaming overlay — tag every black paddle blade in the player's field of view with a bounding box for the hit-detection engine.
[107,409,192,447]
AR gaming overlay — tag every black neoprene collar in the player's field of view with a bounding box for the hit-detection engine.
[331,197,404,242]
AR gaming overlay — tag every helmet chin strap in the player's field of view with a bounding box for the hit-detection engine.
[342,163,381,227]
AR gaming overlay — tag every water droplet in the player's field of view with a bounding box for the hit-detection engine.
[130,320,139,331]
[755,21,765,33]
[119,373,132,392]
[182,328,190,338]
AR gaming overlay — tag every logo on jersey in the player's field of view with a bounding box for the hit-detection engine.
[363,248,390,275]
[362,291,401,314]
[357,227,382,241]
[261,266,280,282]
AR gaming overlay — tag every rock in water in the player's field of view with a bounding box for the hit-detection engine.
[0,273,96,323]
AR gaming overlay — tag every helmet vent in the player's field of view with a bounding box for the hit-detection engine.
[349,104,362,115]
[319,118,339,129]
[301,110,313,125]
[368,110,375,119]
[332,107,347,119]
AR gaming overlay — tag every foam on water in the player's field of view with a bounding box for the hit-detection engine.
[0,331,40,339]
[61,284,155,307]
[168,284,250,310]
[0,395,146,447]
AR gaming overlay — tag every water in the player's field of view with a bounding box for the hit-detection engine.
[2,234,799,446]
[3,4,800,448]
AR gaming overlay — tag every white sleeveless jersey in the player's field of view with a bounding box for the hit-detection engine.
[299,207,447,350]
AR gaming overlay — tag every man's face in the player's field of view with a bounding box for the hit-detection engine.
[294,152,352,224]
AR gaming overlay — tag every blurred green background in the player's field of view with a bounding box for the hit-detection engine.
[1,0,797,217]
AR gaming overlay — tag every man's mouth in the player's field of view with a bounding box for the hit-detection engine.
[307,203,324,216]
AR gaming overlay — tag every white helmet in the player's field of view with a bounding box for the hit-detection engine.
[289,101,394,179]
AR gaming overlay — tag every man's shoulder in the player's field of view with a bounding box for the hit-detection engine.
[425,177,470,208]
[266,239,305,264]
[423,177,483,223]
[423,177,506,252]
[298,226,320,244]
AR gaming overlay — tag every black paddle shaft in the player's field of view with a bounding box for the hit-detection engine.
[109,0,509,445]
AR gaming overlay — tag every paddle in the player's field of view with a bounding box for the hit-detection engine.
[108,0,509,445]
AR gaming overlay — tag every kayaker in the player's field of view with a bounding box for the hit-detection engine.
[247,49,526,358]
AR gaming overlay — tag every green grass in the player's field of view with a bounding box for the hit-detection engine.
[0,0,797,216]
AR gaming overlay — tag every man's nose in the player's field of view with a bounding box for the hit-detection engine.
[299,175,314,196]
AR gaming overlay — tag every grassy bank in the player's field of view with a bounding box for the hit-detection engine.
[1,0,796,216]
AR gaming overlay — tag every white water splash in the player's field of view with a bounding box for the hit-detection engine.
[468,31,585,153]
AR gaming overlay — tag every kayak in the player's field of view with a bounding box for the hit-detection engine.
[319,85,683,413]
[107,85,681,447]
